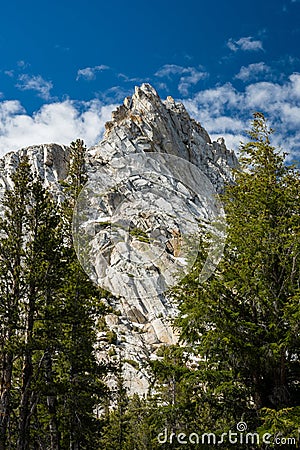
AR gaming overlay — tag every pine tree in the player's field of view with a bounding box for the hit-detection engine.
[0,156,33,449]
[99,363,157,450]
[98,367,130,450]
[172,113,300,434]
[0,156,63,449]
[0,141,110,448]
[17,176,63,450]
[58,138,109,449]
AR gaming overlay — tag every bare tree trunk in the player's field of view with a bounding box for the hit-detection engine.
[0,352,13,450]
[17,293,35,450]
[17,351,33,450]
[69,290,80,450]
[45,351,60,450]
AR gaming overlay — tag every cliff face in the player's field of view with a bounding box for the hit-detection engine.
[90,83,237,192]
[0,84,238,395]
[0,143,69,199]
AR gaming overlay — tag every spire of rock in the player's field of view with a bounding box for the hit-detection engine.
[89,83,237,192]
[0,84,238,395]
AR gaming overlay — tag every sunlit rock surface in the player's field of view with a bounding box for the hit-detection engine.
[0,84,238,395]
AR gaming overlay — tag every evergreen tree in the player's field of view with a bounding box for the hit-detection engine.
[0,157,33,449]
[0,140,110,448]
[172,113,300,436]
[58,138,109,449]
[98,367,130,450]
[99,364,156,450]
[0,156,63,449]
[17,176,63,450]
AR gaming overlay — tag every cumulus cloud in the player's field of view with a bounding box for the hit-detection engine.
[76,65,109,81]
[155,64,208,96]
[186,83,241,115]
[227,36,264,52]
[1,70,300,164]
[16,74,53,100]
[0,99,116,156]
[235,62,271,81]
[183,73,300,160]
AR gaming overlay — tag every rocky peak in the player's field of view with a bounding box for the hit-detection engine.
[98,83,237,192]
[0,84,238,395]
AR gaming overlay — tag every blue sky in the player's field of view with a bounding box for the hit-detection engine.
[1,0,300,161]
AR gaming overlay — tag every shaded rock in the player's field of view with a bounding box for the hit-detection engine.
[0,84,238,396]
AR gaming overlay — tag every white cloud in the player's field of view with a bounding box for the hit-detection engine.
[1,71,300,164]
[210,132,245,152]
[244,81,286,108]
[186,83,241,115]
[98,86,132,103]
[76,65,109,81]
[4,70,14,78]
[155,64,189,78]
[156,82,168,91]
[0,99,116,156]
[118,73,147,83]
[55,44,70,52]
[183,73,300,160]
[235,62,271,81]
[289,73,300,98]
[155,64,208,96]
[16,74,53,100]
[17,60,30,69]
[178,69,208,96]
[0,100,24,119]
[227,36,264,52]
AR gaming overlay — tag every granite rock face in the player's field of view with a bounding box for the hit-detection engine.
[89,84,237,193]
[0,143,70,199]
[0,84,238,395]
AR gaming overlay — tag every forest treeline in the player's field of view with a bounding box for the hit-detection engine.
[0,140,112,449]
[0,114,300,449]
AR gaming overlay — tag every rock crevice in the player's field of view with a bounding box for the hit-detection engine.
[0,84,238,395]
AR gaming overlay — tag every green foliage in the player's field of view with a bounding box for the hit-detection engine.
[129,227,150,243]
[1,116,299,449]
[0,142,111,449]
[258,406,300,441]
[71,114,300,449]
[99,370,156,450]
[106,330,118,344]
[170,112,300,433]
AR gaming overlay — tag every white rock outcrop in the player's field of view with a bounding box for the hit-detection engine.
[0,84,238,395]
[0,143,69,199]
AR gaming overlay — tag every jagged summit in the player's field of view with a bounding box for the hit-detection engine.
[90,83,237,192]
[0,84,237,194]
[0,84,238,395]
[105,83,211,146]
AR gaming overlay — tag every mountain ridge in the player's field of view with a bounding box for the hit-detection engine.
[0,84,238,394]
